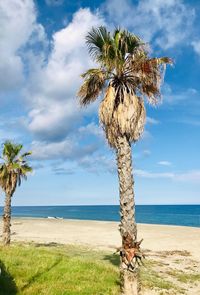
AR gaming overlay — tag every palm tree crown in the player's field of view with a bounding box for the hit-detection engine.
[78,27,172,147]
[0,141,32,195]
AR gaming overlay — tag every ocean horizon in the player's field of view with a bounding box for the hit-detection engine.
[0,204,199,228]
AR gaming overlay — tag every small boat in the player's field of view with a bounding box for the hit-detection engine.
[47,216,63,220]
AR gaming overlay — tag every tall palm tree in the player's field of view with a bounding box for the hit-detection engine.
[78,27,172,294]
[0,141,32,245]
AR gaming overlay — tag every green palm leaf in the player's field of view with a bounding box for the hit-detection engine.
[0,141,32,193]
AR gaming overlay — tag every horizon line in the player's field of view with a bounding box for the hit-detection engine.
[1,203,200,207]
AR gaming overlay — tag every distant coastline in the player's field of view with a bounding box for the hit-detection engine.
[0,205,199,227]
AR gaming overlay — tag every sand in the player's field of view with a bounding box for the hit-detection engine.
[0,218,199,261]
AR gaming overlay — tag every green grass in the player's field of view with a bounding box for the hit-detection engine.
[0,243,120,295]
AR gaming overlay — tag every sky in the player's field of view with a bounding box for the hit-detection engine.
[0,0,199,206]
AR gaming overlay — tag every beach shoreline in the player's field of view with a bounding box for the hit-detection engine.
[5,215,200,228]
[0,217,199,262]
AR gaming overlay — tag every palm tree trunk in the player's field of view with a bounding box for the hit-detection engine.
[116,136,139,295]
[2,192,12,245]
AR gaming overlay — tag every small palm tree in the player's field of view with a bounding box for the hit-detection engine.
[78,27,172,294]
[0,141,32,245]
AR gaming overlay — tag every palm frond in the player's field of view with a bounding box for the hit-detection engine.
[86,27,120,71]
[119,30,143,57]
[154,57,173,65]
[86,26,112,60]
[78,68,107,106]
[20,164,32,174]
[123,54,173,104]
[141,57,173,104]
[0,141,32,194]
[21,151,32,158]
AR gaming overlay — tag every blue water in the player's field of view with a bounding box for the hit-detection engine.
[0,205,199,227]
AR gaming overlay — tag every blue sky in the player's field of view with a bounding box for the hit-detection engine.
[0,0,199,206]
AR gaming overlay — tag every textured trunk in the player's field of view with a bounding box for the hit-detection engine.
[2,192,12,245]
[116,136,139,295]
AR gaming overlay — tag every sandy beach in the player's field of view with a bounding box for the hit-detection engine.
[0,218,199,260]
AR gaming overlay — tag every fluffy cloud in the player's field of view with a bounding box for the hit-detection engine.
[31,138,99,161]
[30,120,104,162]
[104,0,195,50]
[30,120,113,174]
[31,136,115,175]
[28,100,81,141]
[25,8,104,141]
[0,0,46,92]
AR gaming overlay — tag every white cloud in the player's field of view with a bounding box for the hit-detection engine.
[104,0,195,50]
[135,169,174,179]
[191,40,200,55]
[158,161,172,166]
[175,170,200,182]
[31,138,98,161]
[146,117,160,125]
[141,130,152,140]
[31,136,115,175]
[135,169,200,183]
[163,84,198,105]
[142,149,151,157]
[79,122,104,139]
[77,154,115,174]
[25,8,104,141]
[27,100,81,141]
[0,0,46,92]
[30,121,107,166]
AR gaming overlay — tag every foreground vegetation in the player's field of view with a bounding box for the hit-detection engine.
[0,243,119,295]
[0,243,199,294]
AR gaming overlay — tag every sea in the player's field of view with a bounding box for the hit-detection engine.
[0,205,199,228]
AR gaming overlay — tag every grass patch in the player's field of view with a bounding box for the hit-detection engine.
[0,243,119,295]
[140,260,179,291]
[167,269,200,283]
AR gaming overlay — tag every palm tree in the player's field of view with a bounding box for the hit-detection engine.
[78,27,172,294]
[0,141,32,245]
